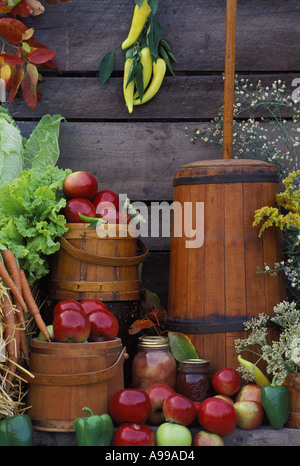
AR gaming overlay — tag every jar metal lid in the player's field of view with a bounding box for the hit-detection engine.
[179,358,210,366]
[137,335,170,349]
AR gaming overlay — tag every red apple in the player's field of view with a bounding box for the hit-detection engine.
[80,299,109,315]
[64,198,96,223]
[109,389,151,424]
[235,384,261,404]
[198,397,238,435]
[145,384,176,425]
[63,171,98,200]
[88,308,119,341]
[234,401,264,430]
[53,309,91,343]
[212,367,241,396]
[214,395,235,405]
[163,393,197,426]
[96,202,128,224]
[113,423,155,446]
[192,430,224,446]
[53,299,84,316]
[93,189,119,211]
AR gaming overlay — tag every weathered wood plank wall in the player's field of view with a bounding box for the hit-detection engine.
[4,0,300,306]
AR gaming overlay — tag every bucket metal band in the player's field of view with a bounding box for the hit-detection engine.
[173,172,280,186]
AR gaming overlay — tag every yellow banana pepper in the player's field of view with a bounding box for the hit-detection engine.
[134,46,153,99]
[123,58,135,113]
[122,0,152,50]
[238,355,270,387]
[133,57,166,105]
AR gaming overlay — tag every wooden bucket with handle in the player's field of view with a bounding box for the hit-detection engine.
[49,223,148,302]
[25,338,127,432]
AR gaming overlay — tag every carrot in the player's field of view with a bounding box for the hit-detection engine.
[0,257,27,312]
[19,269,51,342]
[1,294,19,390]
[2,250,29,361]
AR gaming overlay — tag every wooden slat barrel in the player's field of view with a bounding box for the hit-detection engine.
[25,338,126,432]
[49,223,148,302]
[167,159,286,373]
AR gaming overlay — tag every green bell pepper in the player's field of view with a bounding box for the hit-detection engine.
[261,377,290,429]
[75,407,114,446]
[0,414,33,446]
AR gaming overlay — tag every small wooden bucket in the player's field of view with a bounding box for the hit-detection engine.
[167,159,286,373]
[285,373,300,428]
[25,338,126,432]
[49,223,148,302]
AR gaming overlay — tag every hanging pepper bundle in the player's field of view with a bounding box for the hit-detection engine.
[99,0,176,113]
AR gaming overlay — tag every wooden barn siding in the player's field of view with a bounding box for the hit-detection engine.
[5,0,300,306]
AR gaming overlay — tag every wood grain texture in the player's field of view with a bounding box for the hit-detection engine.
[20,0,300,73]
[6,73,296,120]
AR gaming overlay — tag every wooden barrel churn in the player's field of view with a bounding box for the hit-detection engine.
[167,159,286,373]
[25,338,126,432]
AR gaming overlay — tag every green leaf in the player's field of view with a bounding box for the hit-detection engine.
[147,14,163,60]
[99,47,118,86]
[159,45,175,75]
[168,331,199,362]
[134,0,145,7]
[22,114,65,170]
[148,0,159,15]
[0,115,23,185]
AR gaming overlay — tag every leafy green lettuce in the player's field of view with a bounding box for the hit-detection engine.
[0,107,65,183]
[0,165,71,283]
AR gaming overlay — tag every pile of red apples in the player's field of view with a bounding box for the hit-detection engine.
[108,367,265,447]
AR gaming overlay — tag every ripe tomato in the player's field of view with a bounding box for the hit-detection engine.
[63,171,98,200]
[53,299,83,316]
[93,189,119,211]
[53,309,91,343]
[64,197,96,223]
[113,423,155,446]
[109,389,151,424]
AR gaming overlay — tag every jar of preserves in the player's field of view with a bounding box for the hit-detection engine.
[131,336,177,390]
[176,359,212,402]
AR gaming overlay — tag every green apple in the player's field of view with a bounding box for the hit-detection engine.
[38,325,54,341]
[156,422,192,447]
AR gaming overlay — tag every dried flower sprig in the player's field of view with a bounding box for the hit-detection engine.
[186,76,300,180]
[235,301,300,385]
[254,170,300,304]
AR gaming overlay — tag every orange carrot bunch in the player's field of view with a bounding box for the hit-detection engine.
[0,248,49,391]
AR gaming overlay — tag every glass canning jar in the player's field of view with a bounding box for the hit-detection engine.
[131,336,177,390]
[176,359,212,402]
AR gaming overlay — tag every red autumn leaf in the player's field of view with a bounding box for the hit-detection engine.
[21,67,37,110]
[27,47,56,64]
[8,65,24,102]
[0,0,22,14]
[27,62,38,86]
[0,53,24,66]
[10,0,33,17]
[128,318,155,335]
[0,18,27,43]
[42,56,60,71]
